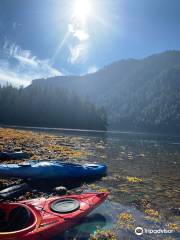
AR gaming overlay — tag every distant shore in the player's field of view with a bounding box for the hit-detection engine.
[1,125,180,142]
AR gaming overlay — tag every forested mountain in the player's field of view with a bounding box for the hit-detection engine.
[0,85,107,130]
[31,51,180,133]
[1,51,180,133]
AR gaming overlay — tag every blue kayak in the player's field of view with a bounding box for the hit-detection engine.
[0,161,107,179]
[0,151,29,160]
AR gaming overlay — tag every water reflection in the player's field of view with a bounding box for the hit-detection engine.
[59,214,107,240]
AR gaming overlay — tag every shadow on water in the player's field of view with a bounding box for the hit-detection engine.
[56,214,107,240]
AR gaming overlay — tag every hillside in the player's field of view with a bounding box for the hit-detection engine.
[30,51,180,133]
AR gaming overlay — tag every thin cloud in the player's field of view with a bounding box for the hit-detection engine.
[0,68,31,86]
[4,42,39,67]
[68,43,87,64]
[0,42,62,86]
[14,55,39,67]
[87,66,98,74]
[68,14,90,64]
[74,30,89,41]
[68,23,89,41]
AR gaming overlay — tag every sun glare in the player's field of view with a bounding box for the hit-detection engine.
[73,0,92,23]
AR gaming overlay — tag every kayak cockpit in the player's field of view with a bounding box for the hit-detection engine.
[0,203,37,237]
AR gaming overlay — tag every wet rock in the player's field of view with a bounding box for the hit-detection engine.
[170,207,180,216]
[139,153,145,157]
[32,189,38,194]
[54,186,67,195]
[18,195,26,201]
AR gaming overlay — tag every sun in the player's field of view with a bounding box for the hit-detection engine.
[73,0,92,23]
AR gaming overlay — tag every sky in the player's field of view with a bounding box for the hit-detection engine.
[0,0,180,86]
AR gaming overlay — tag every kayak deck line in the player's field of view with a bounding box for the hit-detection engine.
[39,220,59,228]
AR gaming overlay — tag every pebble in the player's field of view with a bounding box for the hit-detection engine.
[54,186,67,195]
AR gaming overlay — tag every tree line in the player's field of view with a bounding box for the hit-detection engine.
[0,84,107,130]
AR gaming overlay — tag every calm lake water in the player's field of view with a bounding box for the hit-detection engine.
[10,127,180,239]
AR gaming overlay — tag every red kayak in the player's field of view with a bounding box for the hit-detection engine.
[0,192,108,240]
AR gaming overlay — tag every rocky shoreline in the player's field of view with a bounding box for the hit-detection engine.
[0,127,98,201]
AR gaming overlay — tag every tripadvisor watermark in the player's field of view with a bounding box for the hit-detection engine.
[135,227,174,236]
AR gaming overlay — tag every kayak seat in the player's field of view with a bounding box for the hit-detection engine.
[0,221,8,232]
[0,208,6,221]
[6,206,31,232]
[0,208,7,232]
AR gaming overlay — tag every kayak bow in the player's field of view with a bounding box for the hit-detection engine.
[0,192,108,240]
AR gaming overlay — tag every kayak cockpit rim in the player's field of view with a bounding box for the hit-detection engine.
[0,203,39,236]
